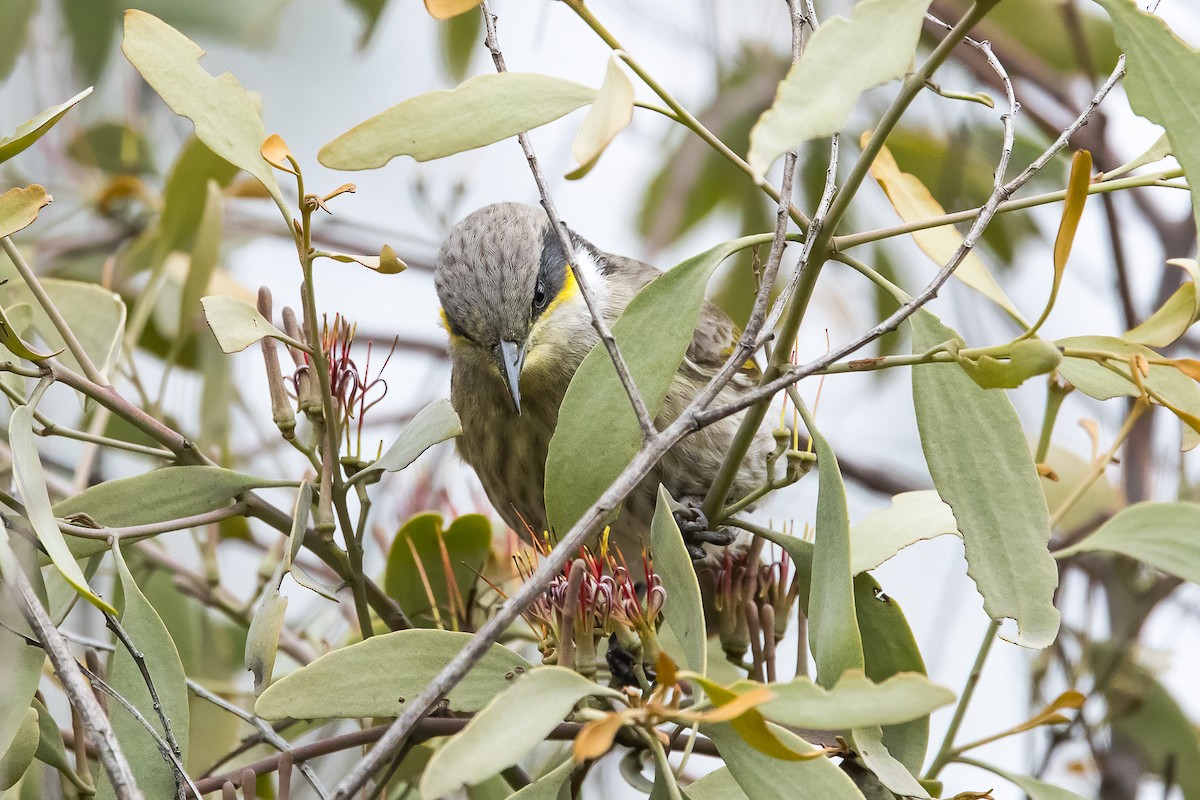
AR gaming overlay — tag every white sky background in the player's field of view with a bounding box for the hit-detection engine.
[3,0,1200,797]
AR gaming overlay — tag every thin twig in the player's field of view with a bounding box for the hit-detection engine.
[187,679,330,799]
[479,0,656,439]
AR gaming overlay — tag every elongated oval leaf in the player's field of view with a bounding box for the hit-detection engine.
[1125,258,1200,347]
[419,667,619,799]
[200,294,290,353]
[9,406,113,613]
[1053,150,1093,280]
[255,629,533,719]
[100,545,189,800]
[568,54,634,179]
[319,73,596,170]
[384,512,491,625]
[0,88,92,166]
[686,767,749,800]
[545,232,776,534]
[245,584,287,696]
[3,278,127,382]
[362,398,461,476]
[1056,501,1200,583]
[705,722,866,800]
[0,708,38,791]
[911,311,1059,648]
[30,698,91,794]
[747,0,930,174]
[759,671,954,731]
[120,11,284,211]
[851,491,960,574]
[510,758,574,800]
[0,185,51,239]
[179,181,223,334]
[650,486,706,674]
[0,558,43,769]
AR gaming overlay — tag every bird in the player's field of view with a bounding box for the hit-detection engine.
[434,202,776,562]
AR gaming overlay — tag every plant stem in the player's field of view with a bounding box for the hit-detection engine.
[1050,398,1148,532]
[1035,380,1072,464]
[924,618,1000,780]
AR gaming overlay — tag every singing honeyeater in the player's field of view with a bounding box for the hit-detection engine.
[434,202,774,559]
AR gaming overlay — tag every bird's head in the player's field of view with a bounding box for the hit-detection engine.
[434,202,605,415]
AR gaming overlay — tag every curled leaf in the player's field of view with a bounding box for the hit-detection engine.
[0,88,92,166]
[573,713,627,762]
[567,54,634,180]
[260,133,298,175]
[1125,258,1200,347]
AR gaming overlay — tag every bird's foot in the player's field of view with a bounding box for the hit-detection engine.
[674,496,736,561]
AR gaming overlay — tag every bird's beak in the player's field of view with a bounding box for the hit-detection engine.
[495,339,526,414]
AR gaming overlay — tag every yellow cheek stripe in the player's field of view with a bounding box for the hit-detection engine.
[439,307,469,344]
[541,267,578,319]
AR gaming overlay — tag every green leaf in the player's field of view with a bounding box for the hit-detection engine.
[1040,444,1120,535]
[360,398,461,476]
[850,491,960,575]
[319,73,596,170]
[545,232,774,534]
[0,88,93,166]
[66,121,157,175]
[155,137,240,261]
[758,671,954,730]
[2,277,128,382]
[0,533,46,768]
[1125,258,1200,348]
[384,512,492,626]
[650,486,706,674]
[1102,131,1170,181]
[967,762,1088,800]
[0,0,36,81]
[120,10,284,211]
[200,294,291,353]
[30,698,92,794]
[345,0,388,45]
[0,708,38,791]
[56,466,272,528]
[255,629,534,719]
[802,403,864,688]
[957,340,1063,389]
[912,311,1059,649]
[62,0,118,82]
[0,185,51,239]
[10,405,113,613]
[0,301,62,362]
[510,758,574,800]
[419,667,620,799]
[567,54,634,180]
[439,5,481,82]
[849,725,928,798]
[178,181,223,337]
[99,544,189,800]
[245,582,287,696]
[705,722,866,799]
[747,0,930,174]
[686,767,749,800]
[1094,0,1200,240]
[1055,501,1200,583]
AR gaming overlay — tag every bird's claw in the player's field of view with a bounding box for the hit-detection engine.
[674,497,736,562]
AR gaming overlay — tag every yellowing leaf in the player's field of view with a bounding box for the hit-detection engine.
[866,138,1029,327]
[691,676,816,761]
[260,133,297,175]
[1053,150,1093,291]
[324,247,407,275]
[0,88,92,166]
[567,54,634,180]
[0,185,51,239]
[424,0,481,20]
[573,713,626,762]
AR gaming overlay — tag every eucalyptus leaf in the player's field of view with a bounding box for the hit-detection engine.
[747,0,930,173]
[200,294,291,353]
[420,667,620,799]
[545,231,777,534]
[705,722,866,800]
[0,185,51,239]
[0,88,93,166]
[100,544,189,800]
[10,405,113,613]
[650,486,706,674]
[320,73,596,170]
[911,311,1059,649]
[255,629,533,719]
[759,671,954,731]
[1056,501,1200,584]
[0,708,37,791]
[850,491,960,575]
[361,398,461,476]
[120,11,285,211]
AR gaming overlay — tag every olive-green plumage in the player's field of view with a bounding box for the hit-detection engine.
[434,202,773,557]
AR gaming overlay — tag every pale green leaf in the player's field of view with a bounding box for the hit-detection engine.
[120,11,284,211]
[850,491,960,574]
[2,278,127,381]
[1094,0,1200,239]
[319,73,595,170]
[200,294,290,353]
[958,339,1063,389]
[30,698,92,794]
[9,405,113,613]
[420,667,620,799]
[747,0,930,174]
[1040,444,1121,535]
[0,185,51,239]
[759,671,954,730]
[0,301,62,362]
[567,54,634,179]
[178,180,222,334]
[651,486,706,674]
[686,767,748,800]
[0,708,38,791]
[969,762,1089,800]
[361,398,461,476]
[911,311,1059,648]
[1101,131,1171,181]
[245,584,286,696]
[0,0,36,82]
[1125,258,1200,347]
[99,545,189,800]
[384,512,491,626]
[255,629,534,719]
[849,725,928,798]
[705,722,866,799]
[545,232,776,534]
[0,88,93,166]
[510,758,574,800]
[1056,501,1200,583]
[0,565,42,775]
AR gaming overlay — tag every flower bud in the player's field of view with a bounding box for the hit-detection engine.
[257,287,296,439]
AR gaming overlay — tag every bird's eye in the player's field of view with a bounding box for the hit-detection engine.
[532,278,549,312]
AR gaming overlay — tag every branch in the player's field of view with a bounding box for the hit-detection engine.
[480,0,656,439]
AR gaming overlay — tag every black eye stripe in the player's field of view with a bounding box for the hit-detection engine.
[536,226,571,318]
